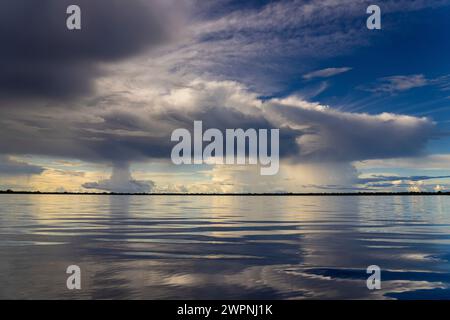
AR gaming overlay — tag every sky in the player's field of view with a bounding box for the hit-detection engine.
[1,0,450,193]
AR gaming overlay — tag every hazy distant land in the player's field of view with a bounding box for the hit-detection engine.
[0,189,448,196]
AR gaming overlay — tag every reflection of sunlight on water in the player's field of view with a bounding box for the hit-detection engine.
[1,195,450,299]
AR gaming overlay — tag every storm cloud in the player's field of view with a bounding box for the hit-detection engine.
[0,79,438,168]
[82,163,154,193]
[0,0,182,100]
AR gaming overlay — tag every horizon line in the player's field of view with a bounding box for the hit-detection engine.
[0,190,449,196]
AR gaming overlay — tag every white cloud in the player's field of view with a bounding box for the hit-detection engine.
[363,73,450,94]
[367,74,428,93]
[265,96,435,162]
[303,67,352,80]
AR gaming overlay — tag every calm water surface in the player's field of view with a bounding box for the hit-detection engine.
[1,195,450,299]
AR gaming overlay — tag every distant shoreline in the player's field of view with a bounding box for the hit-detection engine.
[0,190,448,196]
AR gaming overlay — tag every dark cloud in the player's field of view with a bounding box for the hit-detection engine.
[158,105,302,158]
[0,0,177,100]
[0,156,45,176]
[0,102,303,165]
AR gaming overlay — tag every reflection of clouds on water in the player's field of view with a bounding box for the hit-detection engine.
[1,195,450,299]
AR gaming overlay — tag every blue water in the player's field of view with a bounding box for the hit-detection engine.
[1,194,450,299]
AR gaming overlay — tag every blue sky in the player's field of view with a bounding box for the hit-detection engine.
[0,0,449,193]
[260,3,450,115]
